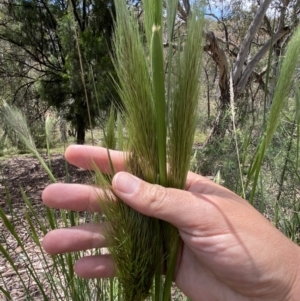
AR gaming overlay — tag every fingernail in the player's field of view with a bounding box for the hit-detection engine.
[114,172,140,194]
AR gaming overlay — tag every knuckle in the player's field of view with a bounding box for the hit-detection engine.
[147,184,168,213]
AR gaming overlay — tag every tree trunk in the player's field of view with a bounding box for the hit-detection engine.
[204,93,231,146]
[76,113,86,144]
[202,2,290,146]
[232,0,273,83]
[204,31,230,143]
[181,0,288,146]
[236,26,290,96]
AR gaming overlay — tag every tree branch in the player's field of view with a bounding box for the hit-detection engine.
[263,14,272,35]
[177,2,187,21]
[182,0,190,16]
[204,31,229,108]
[237,26,290,93]
[69,0,83,31]
[232,0,273,84]
[215,36,240,51]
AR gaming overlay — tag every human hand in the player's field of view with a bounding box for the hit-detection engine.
[42,145,300,301]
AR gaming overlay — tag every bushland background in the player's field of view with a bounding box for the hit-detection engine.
[1,0,300,300]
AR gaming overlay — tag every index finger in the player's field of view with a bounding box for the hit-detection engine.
[65,145,126,174]
[65,145,208,188]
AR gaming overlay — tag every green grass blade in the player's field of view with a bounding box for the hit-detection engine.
[0,284,11,300]
[45,113,55,169]
[0,243,29,291]
[21,189,48,234]
[265,25,300,148]
[151,23,167,186]
[117,112,124,150]
[247,25,300,200]
[166,0,179,119]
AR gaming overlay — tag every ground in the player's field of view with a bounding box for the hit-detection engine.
[0,155,91,300]
[0,154,90,216]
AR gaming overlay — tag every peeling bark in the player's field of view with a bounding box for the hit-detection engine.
[236,26,290,95]
[232,0,273,84]
[204,31,230,141]
[204,31,230,108]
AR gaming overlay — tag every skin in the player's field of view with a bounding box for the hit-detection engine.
[42,145,300,301]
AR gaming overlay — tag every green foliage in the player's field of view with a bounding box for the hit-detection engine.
[2,1,300,300]
[247,24,300,203]
[0,0,119,144]
[97,1,205,300]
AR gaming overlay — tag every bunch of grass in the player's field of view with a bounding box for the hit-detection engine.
[96,1,204,300]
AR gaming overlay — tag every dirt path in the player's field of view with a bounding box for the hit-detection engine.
[0,155,91,300]
[0,155,90,214]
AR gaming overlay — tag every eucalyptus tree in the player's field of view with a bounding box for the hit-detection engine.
[178,0,300,141]
[0,0,117,144]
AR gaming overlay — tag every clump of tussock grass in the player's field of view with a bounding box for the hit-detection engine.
[96,1,205,300]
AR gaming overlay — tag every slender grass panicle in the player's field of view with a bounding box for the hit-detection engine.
[45,113,55,169]
[1,103,56,183]
[247,24,300,202]
[96,1,205,300]
[103,106,117,150]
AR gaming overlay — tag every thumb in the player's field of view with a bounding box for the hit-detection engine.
[112,171,202,229]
